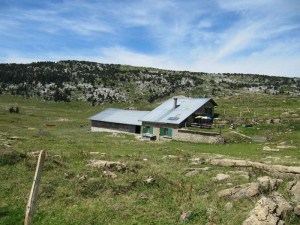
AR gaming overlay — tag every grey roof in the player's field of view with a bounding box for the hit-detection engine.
[89,108,150,126]
[140,97,217,125]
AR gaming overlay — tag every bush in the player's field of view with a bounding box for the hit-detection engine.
[8,107,19,113]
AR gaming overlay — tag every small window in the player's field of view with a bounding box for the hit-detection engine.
[146,126,151,133]
[143,126,153,134]
[164,128,168,136]
[160,127,172,137]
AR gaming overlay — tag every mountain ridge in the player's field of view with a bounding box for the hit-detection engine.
[0,60,299,105]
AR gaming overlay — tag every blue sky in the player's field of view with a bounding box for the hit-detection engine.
[1,0,300,77]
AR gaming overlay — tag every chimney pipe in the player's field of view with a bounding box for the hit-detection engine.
[174,98,178,108]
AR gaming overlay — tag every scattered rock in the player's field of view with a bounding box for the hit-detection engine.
[224,202,233,210]
[263,146,279,152]
[27,151,41,157]
[229,171,250,180]
[57,118,70,122]
[287,181,300,202]
[180,211,192,221]
[162,155,183,160]
[103,170,117,179]
[240,173,250,180]
[218,182,260,199]
[277,145,296,149]
[257,176,282,192]
[144,176,154,184]
[273,118,282,124]
[185,170,200,177]
[78,175,87,181]
[294,204,300,216]
[87,160,127,171]
[263,156,280,161]
[2,143,11,148]
[138,193,150,201]
[206,207,215,222]
[89,152,106,156]
[212,173,230,181]
[189,157,203,165]
[142,158,148,161]
[64,173,70,178]
[242,197,284,225]
[110,132,118,137]
[185,167,210,177]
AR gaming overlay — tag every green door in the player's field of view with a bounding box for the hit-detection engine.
[149,126,153,134]
[168,128,172,137]
[160,128,164,136]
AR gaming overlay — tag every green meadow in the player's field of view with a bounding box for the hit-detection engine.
[0,94,299,224]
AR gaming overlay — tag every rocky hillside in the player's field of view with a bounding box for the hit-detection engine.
[0,60,299,105]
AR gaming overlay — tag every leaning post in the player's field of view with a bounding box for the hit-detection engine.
[24,150,46,225]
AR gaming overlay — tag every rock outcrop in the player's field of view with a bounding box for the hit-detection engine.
[218,182,260,199]
[243,193,293,225]
[287,181,300,202]
[208,158,300,178]
[257,176,282,192]
[212,173,230,181]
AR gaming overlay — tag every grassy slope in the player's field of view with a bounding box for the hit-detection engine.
[0,94,299,225]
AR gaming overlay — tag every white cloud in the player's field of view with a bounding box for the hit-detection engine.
[0,0,300,77]
[216,22,261,59]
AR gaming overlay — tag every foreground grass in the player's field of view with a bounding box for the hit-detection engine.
[0,94,299,224]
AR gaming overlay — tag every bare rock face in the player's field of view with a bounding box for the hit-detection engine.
[271,192,293,215]
[87,160,127,171]
[243,193,292,225]
[287,181,300,202]
[257,176,282,192]
[218,182,260,199]
[243,197,283,225]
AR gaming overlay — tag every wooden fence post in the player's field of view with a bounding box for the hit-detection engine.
[24,150,46,225]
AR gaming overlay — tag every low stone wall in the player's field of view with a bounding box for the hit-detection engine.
[173,129,224,144]
[91,126,130,133]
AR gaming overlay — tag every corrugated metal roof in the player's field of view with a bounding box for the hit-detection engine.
[140,97,216,125]
[89,108,150,126]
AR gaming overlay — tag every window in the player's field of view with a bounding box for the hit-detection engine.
[164,128,168,136]
[143,126,153,134]
[160,127,172,137]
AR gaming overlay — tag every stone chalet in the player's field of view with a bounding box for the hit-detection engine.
[89,97,223,143]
